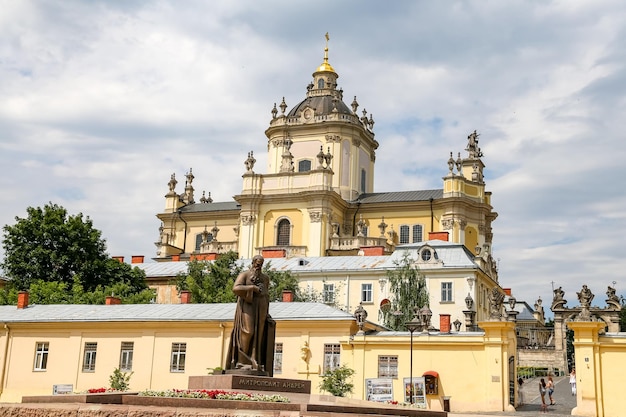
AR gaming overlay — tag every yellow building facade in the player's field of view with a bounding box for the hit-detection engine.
[0,298,519,414]
[147,39,502,329]
[154,40,497,265]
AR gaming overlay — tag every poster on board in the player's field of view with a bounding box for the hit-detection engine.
[365,378,394,402]
[403,377,426,408]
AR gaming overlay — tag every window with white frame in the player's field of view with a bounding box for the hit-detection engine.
[273,343,283,374]
[400,224,424,244]
[170,343,186,372]
[33,342,49,371]
[119,342,134,371]
[276,218,291,246]
[323,283,335,304]
[378,355,398,378]
[82,342,97,372]
[441,282,453,302]
[361,283,373,303]
[412,224,423,243]
[323,343,341,373]
[399,225,410,244]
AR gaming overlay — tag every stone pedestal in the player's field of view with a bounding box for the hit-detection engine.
[189,374,311,394]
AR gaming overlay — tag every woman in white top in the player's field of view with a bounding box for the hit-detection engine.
[570,368,577,396]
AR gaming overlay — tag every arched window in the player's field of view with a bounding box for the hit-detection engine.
[298,159,312,172]
[276,218,291,246]
[318,78,325,89]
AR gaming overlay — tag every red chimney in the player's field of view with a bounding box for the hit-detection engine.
[282,290,294,302]
[180,290,192,304]
[131,255,144,264]
[17,291,29,309]
[112,256,124,263]
[503,288,512,296]
[440,314,451,333]
[105,296,121,305]
[428,231,449,241]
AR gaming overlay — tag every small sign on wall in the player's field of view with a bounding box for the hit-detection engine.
[52,384,73,395]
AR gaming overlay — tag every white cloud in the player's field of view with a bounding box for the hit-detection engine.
[1,0,625,314]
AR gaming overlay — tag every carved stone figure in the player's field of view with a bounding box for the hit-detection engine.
[354,303,368,333]
[552,286,567,309]
[225,255,275,375]
[577,285,594,308]
[488,287,505,320]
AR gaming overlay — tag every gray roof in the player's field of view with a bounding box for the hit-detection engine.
[0,302,354,324]
[169,190,445,214]
[355,189,443,204]
[508,299,538,322]
[139,241,478,278]
[179,201,240,213]
[287,95,353,117]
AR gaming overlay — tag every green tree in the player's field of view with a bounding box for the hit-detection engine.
[1,203,147,293]
[174,253,312,303]
[379,251,429,331]
[319,364,355,397]
[0,277,155,305]
[173,251,242,303]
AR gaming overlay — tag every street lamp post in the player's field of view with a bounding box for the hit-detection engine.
[406,308,421,404]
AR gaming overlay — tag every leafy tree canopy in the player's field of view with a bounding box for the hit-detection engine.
[173,252,310,303]
[0,277,155,305]
[1,203,148,295]
[379,251,429,331]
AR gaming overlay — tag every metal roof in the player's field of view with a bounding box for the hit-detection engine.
[138,241,478,278]
[179,201,240,213]
[0,302,354,324]
[355,189,443,204]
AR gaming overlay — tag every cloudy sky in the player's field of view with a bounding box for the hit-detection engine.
[1,0,624,313]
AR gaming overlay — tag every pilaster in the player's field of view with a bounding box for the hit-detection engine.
[478,321,517,412]
[567,321,605,417]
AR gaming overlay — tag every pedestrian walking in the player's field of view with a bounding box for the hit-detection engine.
[547,375,555,405]
[570,368,577,396]
[517,377,524,405]
[539,378,548,413]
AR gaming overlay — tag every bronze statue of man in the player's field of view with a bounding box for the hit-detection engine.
[225,255,275,376]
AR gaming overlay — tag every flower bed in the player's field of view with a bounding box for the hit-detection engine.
[139,389,290,403]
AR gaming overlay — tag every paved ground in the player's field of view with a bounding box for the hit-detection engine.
[450,376,577,416]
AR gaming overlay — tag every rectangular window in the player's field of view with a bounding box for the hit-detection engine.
[170,343,186,372]
[441,282,453,302]
[361,283,372,303]
[273,343,283,374]
[33,342,49,371]
[119,342,134,371]
[298,159,312,172]
[360,169,366,194]
[378,355,398,378]
[82,342,97,372]
[399,225,410,244]
[323,283,335,304]
[323,343,341,374]
[412,225,423,243]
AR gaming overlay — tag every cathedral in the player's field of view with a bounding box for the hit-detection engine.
[150,38,501,325]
